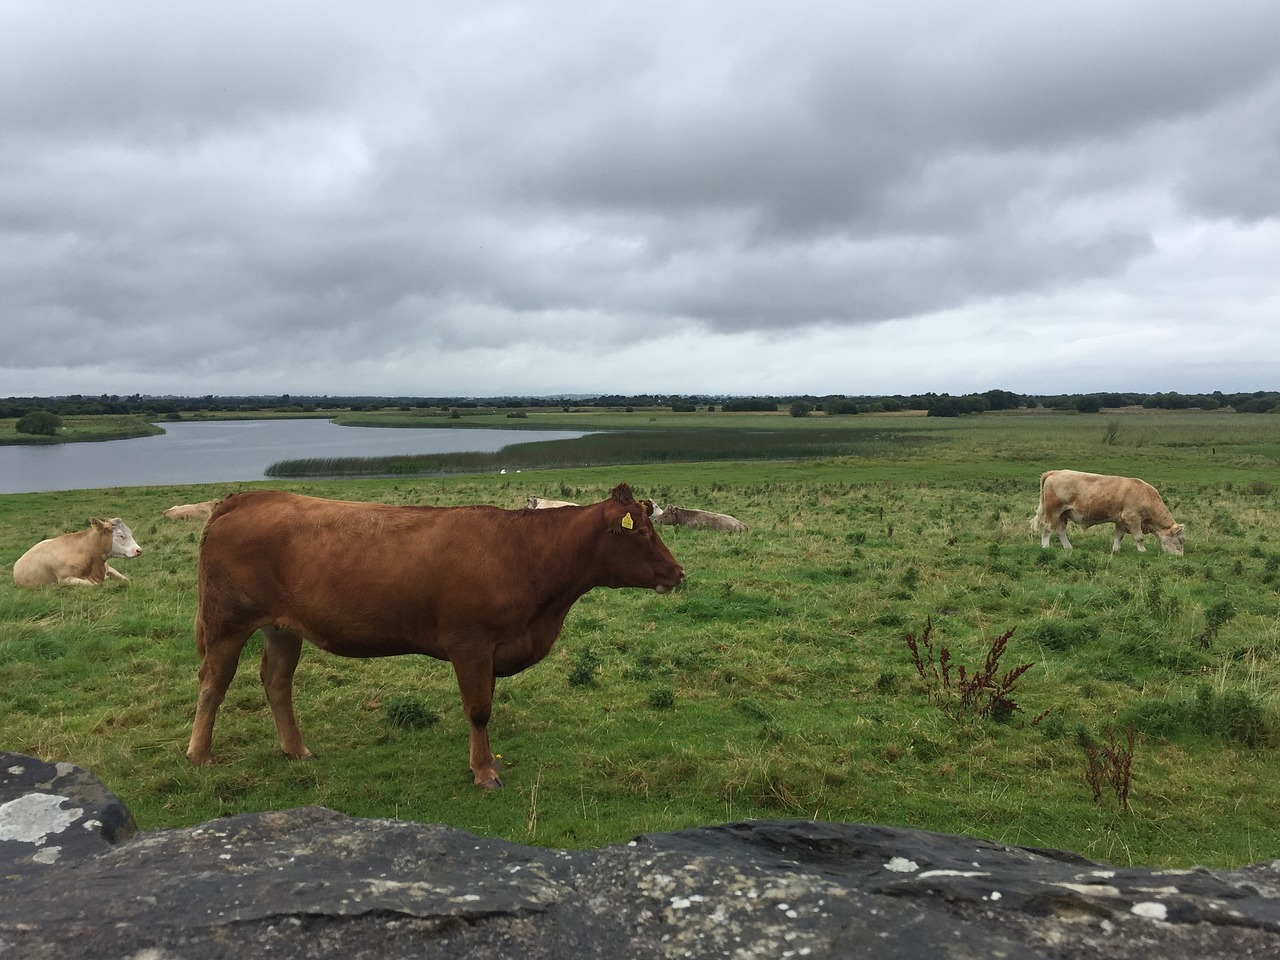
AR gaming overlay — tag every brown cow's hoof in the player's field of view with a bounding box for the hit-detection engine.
[478,775,503,789]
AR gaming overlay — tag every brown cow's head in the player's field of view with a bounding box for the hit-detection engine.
[601,484,684,593]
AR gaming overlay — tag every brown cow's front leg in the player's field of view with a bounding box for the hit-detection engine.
[187,620,246,765]
[261,625,313,760]
[452,654,501,788]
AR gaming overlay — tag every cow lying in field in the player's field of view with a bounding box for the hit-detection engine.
[525,496,578,509]
[527,495,665,520]
[186,483,684,787]
[654,505,748,533]
[163,500,219,520]
[12,518,143,586]
[1032,469,1185,555]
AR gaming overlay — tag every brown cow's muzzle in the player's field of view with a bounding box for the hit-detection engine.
[654,566,685,594]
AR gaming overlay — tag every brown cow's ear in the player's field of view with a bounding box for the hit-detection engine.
[90,517,107,529]
[611,483,635,505]
[607,508,642,535]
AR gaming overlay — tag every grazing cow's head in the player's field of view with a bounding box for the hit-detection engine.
[1158,523,1186,556]
[602,485,684,593]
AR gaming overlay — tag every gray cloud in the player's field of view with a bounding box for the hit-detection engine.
[2,0,1278,398]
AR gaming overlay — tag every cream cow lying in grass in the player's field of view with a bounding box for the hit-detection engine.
[1032,470,1185,555]
[163,500,219,520]
[12,518,143,586]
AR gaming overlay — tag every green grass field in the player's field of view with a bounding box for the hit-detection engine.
[2,408,1279,868]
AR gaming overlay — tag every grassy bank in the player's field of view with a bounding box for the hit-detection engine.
[2,409,1280,868]
[0,414,164,445]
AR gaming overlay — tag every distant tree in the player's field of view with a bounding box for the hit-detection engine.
[1236,397,1278,414]
[981,389,1024,410]
[723,398,778,412]
[789,401,814,417]
[926,397,967,418]
[16,410,61,436]
[1075,395,1103,414]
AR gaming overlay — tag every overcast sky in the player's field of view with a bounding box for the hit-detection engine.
[3,1,1278,399]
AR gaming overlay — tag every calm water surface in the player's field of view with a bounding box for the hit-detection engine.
[0,419,588,495]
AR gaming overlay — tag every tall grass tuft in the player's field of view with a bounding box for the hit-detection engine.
[905,618,1046,724]
[1079,723,1137,810]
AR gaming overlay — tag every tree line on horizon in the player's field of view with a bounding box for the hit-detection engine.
[4,388,1280,435]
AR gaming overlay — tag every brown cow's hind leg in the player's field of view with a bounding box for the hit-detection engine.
[187,619,249,765]
[261,625,313,760]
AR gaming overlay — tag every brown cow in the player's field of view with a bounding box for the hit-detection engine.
[163,500,219,520]
[186,483,684,787]
[12,518,143,586]
[654,505,748,533]
[1032,469,1185,555]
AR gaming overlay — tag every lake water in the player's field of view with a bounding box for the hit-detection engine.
[0,419,589,495]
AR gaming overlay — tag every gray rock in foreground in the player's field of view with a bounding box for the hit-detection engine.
[2,752,1279,958]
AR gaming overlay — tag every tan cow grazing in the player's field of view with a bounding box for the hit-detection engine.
[12,518,143,586]
[186,483,684,788]
[1032,469,1185,555]
[655,505,748,533]
[163,500,219,521]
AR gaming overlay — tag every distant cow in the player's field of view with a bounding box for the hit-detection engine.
[186,484,684,788]
[527,495,664,520]
[164,500,219,520]
[655,506,748,533]
[1032,469,1185,555]
[12,518,143,586]
[525,496,578,509]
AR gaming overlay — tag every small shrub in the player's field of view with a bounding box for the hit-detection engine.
[874,671,899,694]
[1195,599,1237,649]
[16,410,61,436]
[1026,619,1095,652]
[646,687,675,710]
[1124,699,1194,741]
[383,696,438,730]
[568,647,602,687]
[735,698,775,723]
[1192,683,1271,747]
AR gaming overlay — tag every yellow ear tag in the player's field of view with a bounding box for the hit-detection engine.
[621,513,634,530]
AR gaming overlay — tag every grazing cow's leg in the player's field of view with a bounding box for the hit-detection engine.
[58,576,97,586]
[1052,520,1073,550]
[1111,526,1127,552]
[1120,514,1146,552]
[103,563,129,581]
[260,625,313,760]
[187,620,249,765]
[451,652,501,788]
